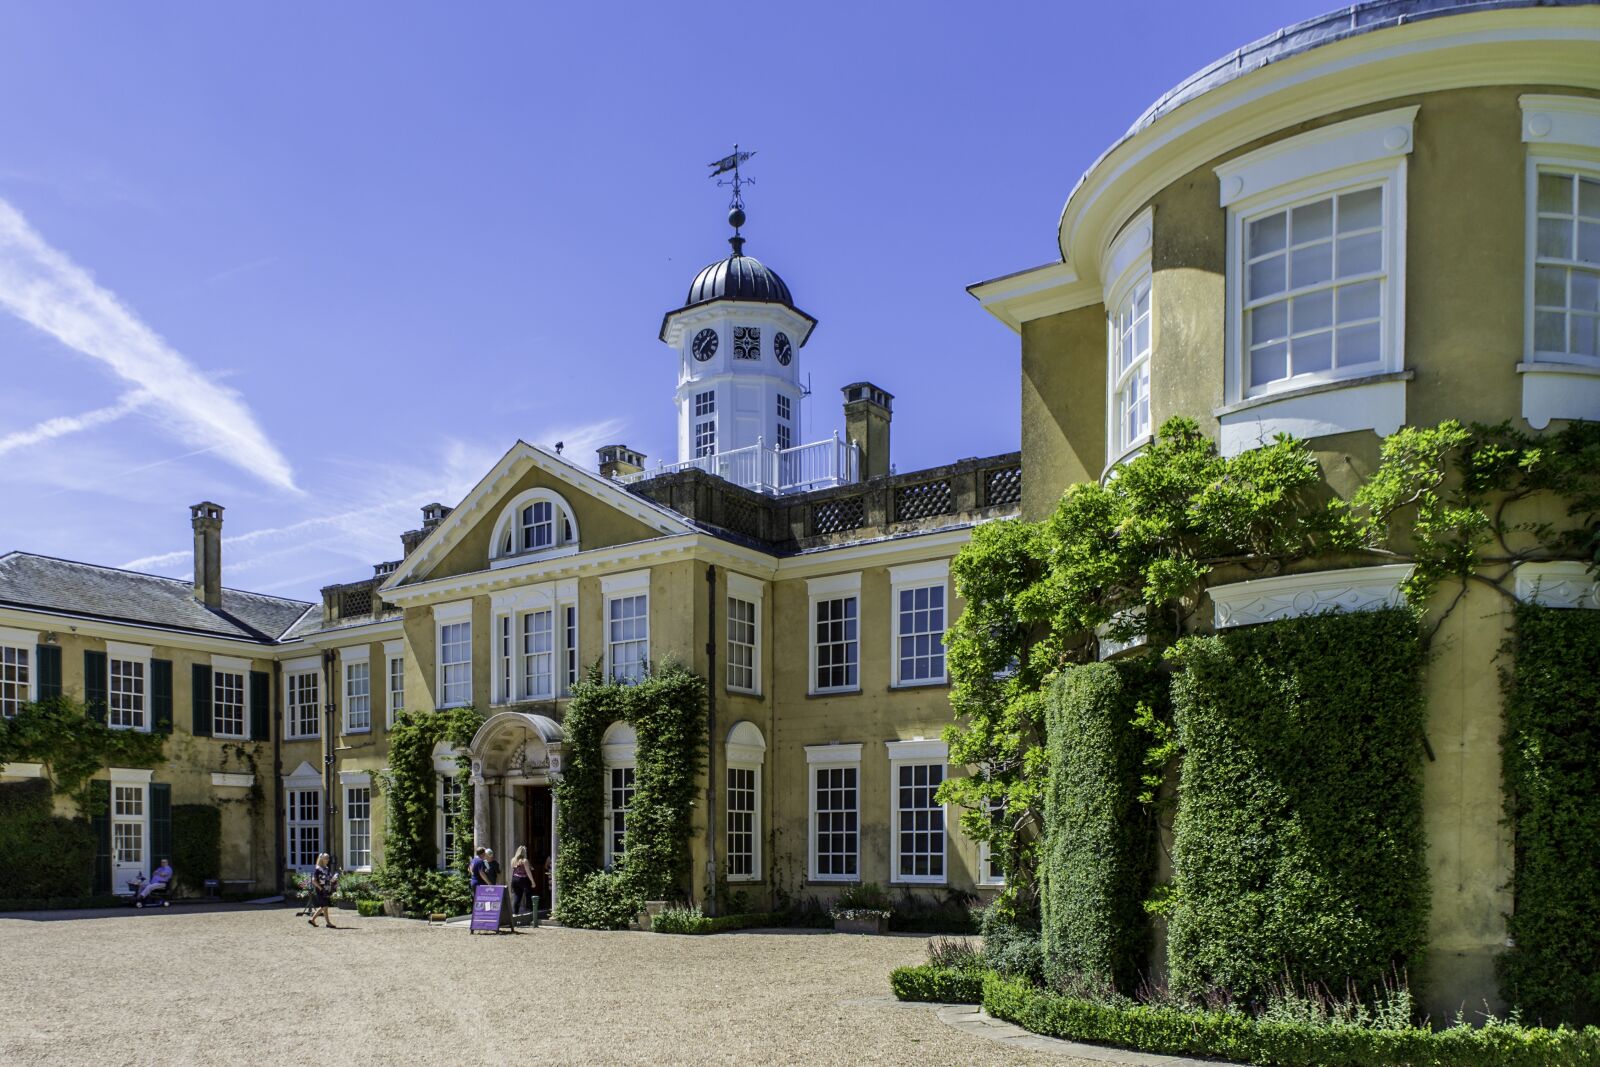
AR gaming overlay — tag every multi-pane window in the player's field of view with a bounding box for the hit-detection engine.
[727,766,756,879]
[439,622,472,706]
[694,390,715,417]
[0,645,29,717]
[895,763,947,882]
[438,775,463,869]
[1110,274,1152,452]
[287,788,321,870]
[562,605,578,695]
[388,656,404,727]
[344,661,371,733]
[606,765,636,866]
[346,786,372,869]
[776,394,791,421]
[1533,168,1600,362]
[520,500,555,551]
[213,670,245,738]
[113,785,144,865]
[775,422,792,450]
[523,610,554,699]
[108,658,146,730]
[727,597,756,692]
[498,615,513,703]
[1244,186,1385,392]
[813,596,859,692]
[776,395,793,450]
[813,765,858,879]
[607,594,649,684]
[896,584,946,684]
[287,672,319,739]
[694,419,716,458]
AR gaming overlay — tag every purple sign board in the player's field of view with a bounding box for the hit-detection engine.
[470,884,510,934]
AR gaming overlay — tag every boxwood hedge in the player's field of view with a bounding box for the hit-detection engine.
[1166,607,1429,1003]
[889,964,984,1004]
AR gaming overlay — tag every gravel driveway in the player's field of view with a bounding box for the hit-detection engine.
[0,906,1091,1066]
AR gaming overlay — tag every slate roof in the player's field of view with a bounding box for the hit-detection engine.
[0,552,314,643]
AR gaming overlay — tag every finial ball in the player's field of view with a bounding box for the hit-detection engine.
[728,206,746,230]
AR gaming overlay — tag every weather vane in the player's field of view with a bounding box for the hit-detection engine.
[709,145,756,251]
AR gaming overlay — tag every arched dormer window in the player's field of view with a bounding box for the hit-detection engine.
[489,488,581,567]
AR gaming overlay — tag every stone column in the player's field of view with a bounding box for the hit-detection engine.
[473,774,492,852]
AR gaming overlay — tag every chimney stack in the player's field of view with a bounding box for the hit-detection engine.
[598,444,647,480]
[842,382,894,480]
[420,503,452,530]
[189,501,224,609]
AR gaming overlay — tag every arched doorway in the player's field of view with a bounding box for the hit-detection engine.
[467,711,564,910]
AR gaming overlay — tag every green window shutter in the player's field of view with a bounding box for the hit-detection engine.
[249,671,270,741]
[150,782,173,865]
[192,664,212,738]
[84,649,108,721]
[90,779,112,894]
[35,644,62,700]
[151,659,173,734]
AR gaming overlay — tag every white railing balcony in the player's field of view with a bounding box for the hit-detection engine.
[616,433,860,495]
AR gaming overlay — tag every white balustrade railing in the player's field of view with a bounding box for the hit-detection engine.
[616,433,859,495]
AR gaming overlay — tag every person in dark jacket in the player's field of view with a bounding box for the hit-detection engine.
[308,853,338,929]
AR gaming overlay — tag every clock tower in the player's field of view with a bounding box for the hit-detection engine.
[659,204,816,467]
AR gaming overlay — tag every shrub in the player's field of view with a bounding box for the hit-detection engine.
[371,865,471,916]
[170,804,220,893]
[557,870,643,930]
[356,899,383,917]
[652,904,712,934]
[928,936,983,971]
[334,871,382,904]
[1499,604,1600,1026]
[1040,660,1162,993]
[979,904,1044,984]
[983,973,1600,1067]
[889,888,979,933]
[1166,608,1429,1004]
[831,882,892,918]
[890,964,985,1004]
[0,780,95,899]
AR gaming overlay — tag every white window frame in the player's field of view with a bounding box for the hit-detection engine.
[978,795,1007,887]
[725,721,765,883]
[282,657,321,740]
[0,626,37,718]
[602,570,650,685]
[488,488,581,567]
[1218,107,1416,406]
[889,561,949,688]
[210,655,250,739]
[602,722,637,869]
[434,601,473,709]
[1103,207,1154,466]
[886,739,948,886]
[560,593,579,697]
[436,764,464,870]
[109,767,151,892]
[805,743,862,883]
[105,641,152,733]
[725,572,763,696]
[693,418,716,458]
[807,572,861,696]
[1524,95,1600,369]
[384,640,404,728]
[341,647,371,734]
[522,608,555,700]
[284,764,323,872]
[342,772,373,870]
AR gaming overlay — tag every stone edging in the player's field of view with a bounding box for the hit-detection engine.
[931,1003,1219,1067]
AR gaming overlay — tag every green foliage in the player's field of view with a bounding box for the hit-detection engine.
[890,965,985,1004]
[1040,660,1163,993]
[0,697,166,810]
[983,973,1600,1067]
[831,881,891,915]
[1499,604,1600,1026]
[0,780,95,899]
[1165,608,1429,1004]
[980,904,1044,984]
[553,662,706,927]
[170,805,220,892]
[651,904,712,933]
[887,888,979,934]
[333,871,382,904]
[372,705,482,912]
[356,899,383,917]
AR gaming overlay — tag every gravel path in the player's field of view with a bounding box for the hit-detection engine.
[0,907,1093,1066]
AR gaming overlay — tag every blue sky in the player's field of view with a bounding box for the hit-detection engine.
[0,1,1332,601]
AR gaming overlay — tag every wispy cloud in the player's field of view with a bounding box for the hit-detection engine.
[203,256,277,287]
[0,389,150,458]
[0,197,297,492]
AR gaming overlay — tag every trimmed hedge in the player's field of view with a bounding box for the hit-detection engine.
[1040,660,1162,992]
[890,964,984,1004]
[1499,604,1600,1026]
[651,908,790,934]
[983,973,1600,1067]
[0,779,95,900]
[1166,607,1429,1002]
[171,804,221,893]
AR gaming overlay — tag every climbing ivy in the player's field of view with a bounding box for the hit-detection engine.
[0,697,166,811]
[372,705,482,912]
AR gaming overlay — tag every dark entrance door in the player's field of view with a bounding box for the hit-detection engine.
[521,785,553,909]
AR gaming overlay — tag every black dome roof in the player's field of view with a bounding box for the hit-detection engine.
[684,252,794,309]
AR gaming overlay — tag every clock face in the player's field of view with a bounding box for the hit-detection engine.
[733,325,761,360]
[691,328,719,362]
[774,332,793,366]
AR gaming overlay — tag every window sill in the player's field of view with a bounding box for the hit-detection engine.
[108,724,151,734]
[806,688,861,700]
[889,679,949,691]
[726,875,763,884]
[1216,370,1412,458]
[805,877,860,886]
[1101,434,1152,482]
[890,879,949,888]
[286,734,320,742]
[344,728,371,736]
[726,686,762,699]
[488,545,580,571]
[1518,360,1600,429]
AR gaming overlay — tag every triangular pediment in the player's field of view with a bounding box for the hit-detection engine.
[381,441,692,589]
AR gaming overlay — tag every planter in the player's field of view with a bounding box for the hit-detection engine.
[382,898,406,918]
[832,912,891,935]
[644,900,668,930]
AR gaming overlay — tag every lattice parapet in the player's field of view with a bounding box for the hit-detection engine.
[984,465,1022,507]
[894,479,954,522]
[813,496,866,536]
[338,586,373,618]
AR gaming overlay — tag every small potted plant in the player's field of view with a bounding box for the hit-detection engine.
[830,882,892,934]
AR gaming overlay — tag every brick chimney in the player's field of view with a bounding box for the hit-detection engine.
[420,503,452,530]
[842,382,894,480]
[189,501,224,608]
[598,444,647,480]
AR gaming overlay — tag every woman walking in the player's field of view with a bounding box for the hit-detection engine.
[308,853,337,929]
[509,845,536,915]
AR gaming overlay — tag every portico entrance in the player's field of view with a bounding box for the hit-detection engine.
[466,711,564,910]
